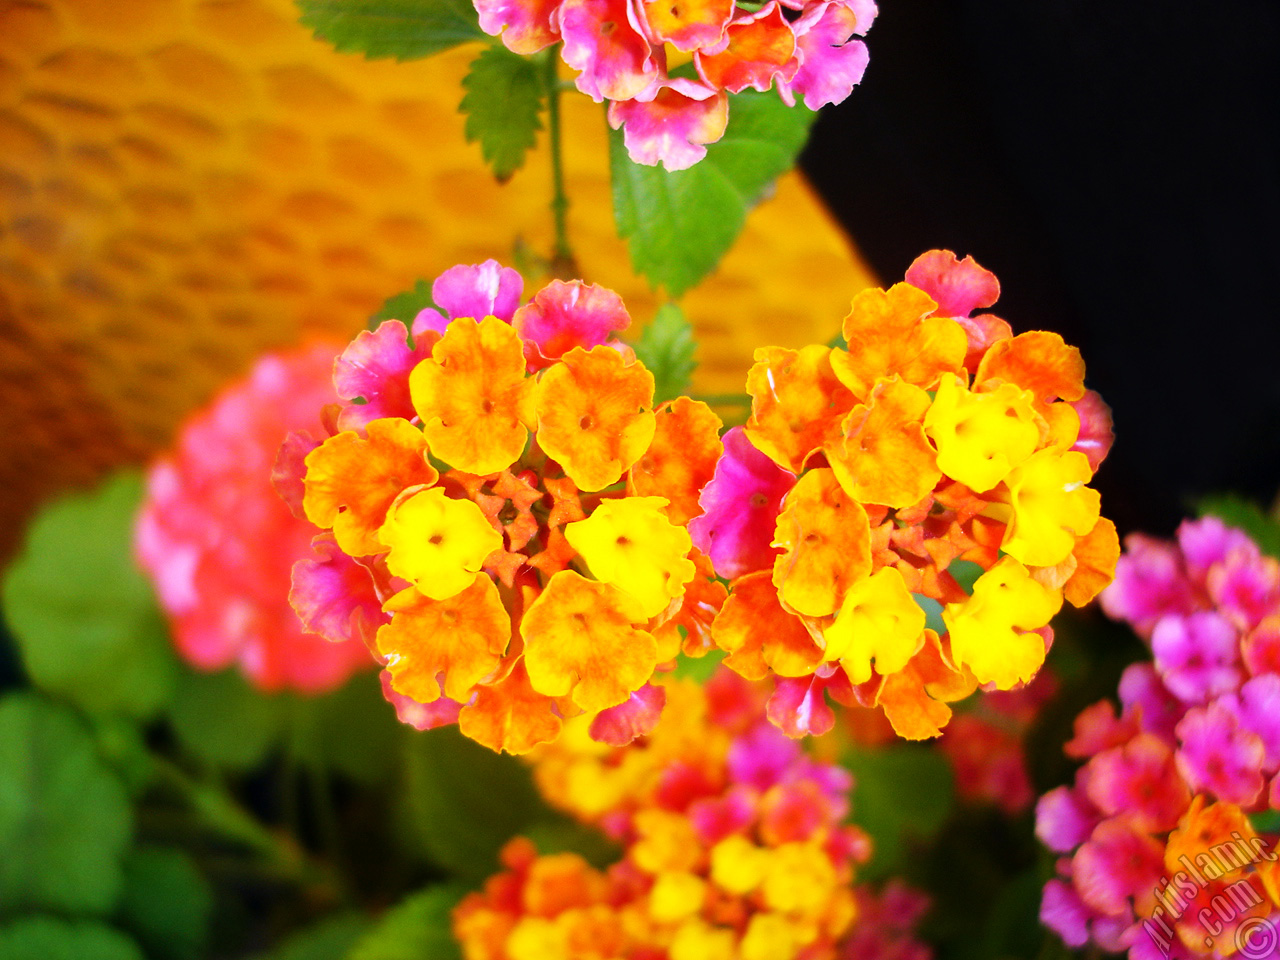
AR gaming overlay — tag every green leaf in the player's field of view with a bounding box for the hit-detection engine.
[3,472,178,719]
[116,847,212,960]
[297,0,486,61]
[460,46,544,181]
[398,726,548,879]
[348,885,467,960]
[289,673,403,784]
[1198,494,1280,559]
[260,913,370,960]
[370,279,435,326]
[840,742,954,881]
[0,917,144,960]
[632,303,697,402]
[611,91,817,297]
[1251,809,1280,834]
[168,668,286,771]
[0,692,132,915]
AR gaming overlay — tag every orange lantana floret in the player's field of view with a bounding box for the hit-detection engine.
[826,375,940,509]
[974,330,1086,406]
[459,660,565,756]
[535,346,656,492]
[410,316,536,475]
[627,398,723,525]
[377,575,510,703]
[302,417,438,557]
[744,345,855,474]
[522,570,659,713]
[771,467,871,618]
[834,281,966,396]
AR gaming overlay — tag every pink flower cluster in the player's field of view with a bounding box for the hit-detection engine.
[475,0,877,169]
[1036,517,1280,960]
[136,344,374,694]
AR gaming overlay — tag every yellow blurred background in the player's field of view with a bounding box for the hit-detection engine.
[0,0,875,562]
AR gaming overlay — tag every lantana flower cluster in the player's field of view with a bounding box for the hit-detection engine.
[1037,517,1280,960]
[695,250,1117,741]
[475,0,876,170]
[283,261,726,753]
[136,343,375,694]
[453,668,933,960]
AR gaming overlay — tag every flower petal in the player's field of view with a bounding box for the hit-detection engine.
[378,487,503,599]
[512,279,632,368]
[771,467,871,618]
[835,282,965,395]
[827,375,940,508]
[536,346,656,491]
[302,418,438,556]
[566,496,696,617]
[522,570,658,712]
[410,316,535,475]
[377,576,510,702]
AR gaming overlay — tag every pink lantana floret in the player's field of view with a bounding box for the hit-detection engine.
[1116,662,1183,742]
[1174,701,1266,806]
[588,682,667,745]
[1068,390,1115,473]
[904,248,1000,319]
[474,0,561,53]
[380,671,464,730]
[778,1,870,110]
[1079,733,1188,833]
[289,534,390,653]
[689,426,796,579]
[1100,534,1199,637]
[413,259,524,336]
[1035,786,1101,853]
[608,78,729,172]
[1150,610,1242,704]
[512,279,632,367]
[1070,815,1164,917]
[136,343,375,694]
[333,320,435,430]
[558,0,659,102]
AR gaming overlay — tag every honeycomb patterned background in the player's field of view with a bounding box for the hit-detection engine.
[0,0,875,564]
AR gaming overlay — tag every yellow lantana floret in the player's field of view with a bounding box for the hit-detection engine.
[923,375,1043,492]
[507,917,565,960]
[670,920,736,960]
[762,842,838,916]
[377,487,502,600]
[710,834,770,895]
[740,913,803,960]
[649,872,707,923]
[943,555,1062,689]
[822,566,925,684]
[565,497,696,618]
[1001,449,1101,567]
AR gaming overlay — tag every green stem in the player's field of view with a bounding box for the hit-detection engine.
[544,47,576,276]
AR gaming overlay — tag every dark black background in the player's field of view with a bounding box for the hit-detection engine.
[801,0,1280,539]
